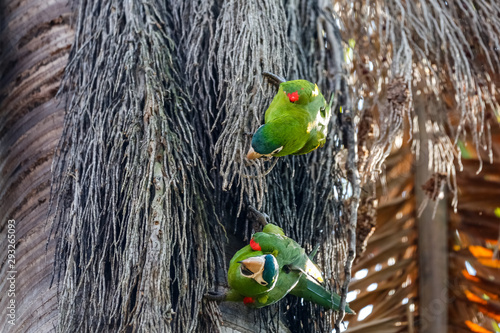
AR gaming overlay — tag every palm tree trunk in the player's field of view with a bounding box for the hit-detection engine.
[0,0,73,332]
[415,100,449,333]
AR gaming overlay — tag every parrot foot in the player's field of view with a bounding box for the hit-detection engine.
[247,205,268,228]
[262,71,286,86]
[204,290,227,302]
[243,205,269,241]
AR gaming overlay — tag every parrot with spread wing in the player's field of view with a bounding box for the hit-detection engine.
[247,73,332,159]
[211,223,354,314]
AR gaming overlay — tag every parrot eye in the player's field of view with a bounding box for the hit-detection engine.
[240,266,254,277]
[271,146,283,155]
[320,106,326,117]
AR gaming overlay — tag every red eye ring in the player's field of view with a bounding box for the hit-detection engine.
[287,91,299,102]
[250,238,262,251]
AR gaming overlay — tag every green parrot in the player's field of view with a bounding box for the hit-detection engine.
[221,223,355,314]
[247,74,332,159]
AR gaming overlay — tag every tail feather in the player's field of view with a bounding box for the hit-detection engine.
[290,275,356,314]
[308,244,320,261]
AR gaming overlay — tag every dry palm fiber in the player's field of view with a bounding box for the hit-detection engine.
[176,0,357,330]
[51,0,356,332]
[337,0,500,211]
[51,0,224,331]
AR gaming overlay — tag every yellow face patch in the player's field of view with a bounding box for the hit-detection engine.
[311,84,319,97]
[257,295,269,304]
[306,121,316,133]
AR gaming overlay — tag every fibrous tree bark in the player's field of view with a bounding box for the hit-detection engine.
[49,0,354,332]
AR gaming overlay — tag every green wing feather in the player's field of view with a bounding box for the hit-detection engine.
[290,275,356,314]
[262,223,285,235]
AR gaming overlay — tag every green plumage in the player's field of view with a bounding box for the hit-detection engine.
[247,80,332,159]
[225,224,355,314]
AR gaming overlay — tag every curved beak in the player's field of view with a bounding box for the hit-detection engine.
[238,257,265,275]
[247,146,263,160]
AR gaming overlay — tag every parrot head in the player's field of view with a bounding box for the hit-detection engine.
[247,79,328,159]
[247,125,284,159]
[238,254,279,288]
[279,80,319,105]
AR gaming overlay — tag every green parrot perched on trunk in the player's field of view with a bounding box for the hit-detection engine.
[247,73,332,159]
[211,223,355,314]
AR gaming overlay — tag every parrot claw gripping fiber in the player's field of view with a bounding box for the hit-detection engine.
[223,223,355,314]
[247,78,332,160]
